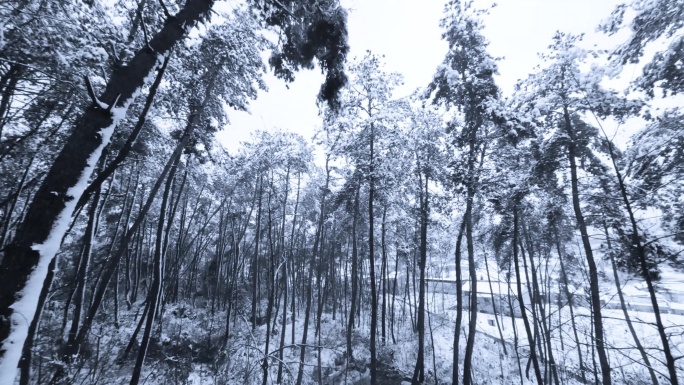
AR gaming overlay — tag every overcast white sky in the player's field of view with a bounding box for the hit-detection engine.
[218,0,625,153]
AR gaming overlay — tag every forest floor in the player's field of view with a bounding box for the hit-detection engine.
[35,284,683,384]
[169,290,684,384]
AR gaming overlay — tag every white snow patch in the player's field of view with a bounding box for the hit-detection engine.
[0,21,5,52]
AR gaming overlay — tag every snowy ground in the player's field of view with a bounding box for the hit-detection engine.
[424,291,684,385]
[176,289,684,385]
[35,283,682,384]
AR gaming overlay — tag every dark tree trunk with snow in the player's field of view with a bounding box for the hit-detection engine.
[411,172,428,385]
[129,150,179,385]
[368,122,379,385]
[462,131,481,385]
[556,240,588,384]
[521,216,559,385]
[0,0,216,376]
[601,133,678,385]
[452,219,466,385]
[296,163,330,385]
[603,223,658,385]
[347,186,360,362]
[562,106,612,385]
[512,204,544,385]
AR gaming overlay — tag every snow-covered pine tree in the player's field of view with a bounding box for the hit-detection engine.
[427,1,501,383]
[0,0,350,381]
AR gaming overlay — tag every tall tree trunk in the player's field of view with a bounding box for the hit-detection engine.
[556,237,588,384]
[120,164,140,309]
[331,238,338,322]
[271,167,290,331]
[411,172,429,385]
[295,159,330,385]
[157,164,190,327]
[295,258,314,385]
[368,122,378,385]
[603,223,658,385]
[452,218,466,385]
[276,261,289,384]
[315,224,332,338]
[390,246,399,345]
[0,64,22,140]
[600,128,677,385]
[211,207,227,316]
[484,250,507,355]
[277,172,299,383]
[63,82,210,368]
[0,0,214,378]
[75,55,170,213]
[563,105,611,385]
[507,273,524,385]
[17,257,55,385]
[251,176,264,330]
[232,186,257,333]
[65,161,104,351]
[129,151,179,385]
[0,155,33,248]
[405,262,414,332]
[346,185,360,362]
[315,234,329,384]
[462,190,477,385]
[381,206,388,345]
[587,293,600,385]
[222,218,241,348]
[512,204,544,384]
[462,130,487,385]
[119,302,151,364]
[520,233,545,380]
[261,177,277,385]
[521,216,559,385]
[0,1,216,376]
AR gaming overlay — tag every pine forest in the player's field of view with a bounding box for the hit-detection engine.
[0,0,683,384]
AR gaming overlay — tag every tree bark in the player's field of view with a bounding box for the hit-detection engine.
[521,216,559,385]
[601,130,677,385]
[411,171,429,384]
[462,190,477,385]
[261,175,277,385]
[390,246,399,345]
[277,171,299,382]
[62,93,205,368]
[381,206,388,345]
[462,127,488,385]
[368,121,378,385]
[512,205,544,384]
[0,64,22,140]
[484,250,507,355]
[75,54,170,213]
[295,159,330,385]
[17,257,54,385]
[603,223,658,385]
[129,149,179,385]
[0,1,216,375]
[452,218,466,385]
[64,162,104,351]
[251,176,264,330]
[562,105,611,385]
[507,271,524,385]
[556,237,588,384]
[0,155,33,248]
[346,185,360,362]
